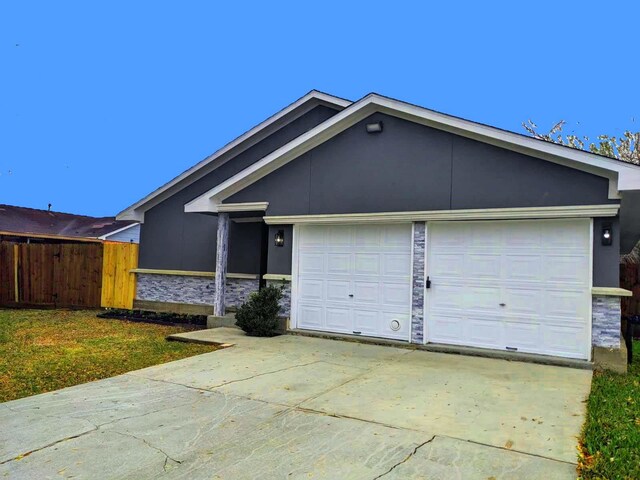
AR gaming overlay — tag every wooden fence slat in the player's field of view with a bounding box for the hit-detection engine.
[100,242,138,309]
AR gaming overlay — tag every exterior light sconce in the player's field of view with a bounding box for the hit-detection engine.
[365,121,383,134]
[602,223,613,246]
[274,229,285,247]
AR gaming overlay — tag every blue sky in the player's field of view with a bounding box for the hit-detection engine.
[1,1,638,216]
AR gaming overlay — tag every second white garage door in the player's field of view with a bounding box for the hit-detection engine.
[295,224,412,340]
[426,219,592,359]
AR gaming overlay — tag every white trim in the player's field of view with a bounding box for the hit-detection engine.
[263,273,292,281]
[588,218,594,362]
[97,222,140,240]
[409,222,415,344]
[423,222,429,346]
[216,202,268,213]
[263,205,619,225]
[116,91,351,222]
[185,93,640,208]
[129,268,259,280]
[290,224,300,330]
[592,287,633,297]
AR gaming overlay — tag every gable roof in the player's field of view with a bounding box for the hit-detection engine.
[0,204,138,241]
[116,90,352,222]
[184,92,640,214]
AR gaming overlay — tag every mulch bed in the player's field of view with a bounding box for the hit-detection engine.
[97,309,208,330]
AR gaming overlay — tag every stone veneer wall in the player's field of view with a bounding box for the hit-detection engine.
[411,222,426,344]
[266,280,291,317]
[136,273,259,309]
[592,295,621,348]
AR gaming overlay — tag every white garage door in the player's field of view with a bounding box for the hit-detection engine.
[426,219,591,359]
[295,224,412,340]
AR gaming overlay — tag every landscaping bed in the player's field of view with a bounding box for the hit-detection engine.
[0,309,219,403]
[97,308,207,329]
[579,340,640,479]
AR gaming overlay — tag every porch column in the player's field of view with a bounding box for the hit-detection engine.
[213,213,229,316]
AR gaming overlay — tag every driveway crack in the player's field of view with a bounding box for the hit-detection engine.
[0,427,98,465]
[372,436,435,479]
[111,430,182,472]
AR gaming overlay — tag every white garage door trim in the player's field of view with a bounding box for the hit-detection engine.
[291,223,413,341]
[423,219,593,360]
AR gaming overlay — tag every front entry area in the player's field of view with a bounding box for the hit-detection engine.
[426,219,592,360]
[294,223,412,340]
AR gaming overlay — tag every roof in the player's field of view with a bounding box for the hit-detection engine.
[185,92,640,214]
[0,204,138,241]
[117,90,352,222]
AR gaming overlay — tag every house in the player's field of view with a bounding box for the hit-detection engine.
[0,204,140,243]
[117,90,640,366]
[0,204,139,309]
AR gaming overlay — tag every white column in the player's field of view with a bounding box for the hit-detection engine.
[213,213,229,316]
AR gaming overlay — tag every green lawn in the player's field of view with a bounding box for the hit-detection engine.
[579,340,640,479]
[0,309,218,403]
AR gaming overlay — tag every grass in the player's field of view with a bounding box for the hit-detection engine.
[579,340,640,480]
[0,309,219,403]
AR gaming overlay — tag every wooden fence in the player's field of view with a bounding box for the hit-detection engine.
[0,240,138,310]
[621,261,640,316]
[101,241,138,309]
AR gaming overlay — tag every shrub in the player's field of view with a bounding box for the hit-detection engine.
[235,284,284,337]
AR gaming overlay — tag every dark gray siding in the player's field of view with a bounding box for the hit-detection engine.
[266,225,293,275]
[138,105,340,272]
[593,217,620,287]
[227,112,619,285]
[620,190,640,254]
[228,113,615,215]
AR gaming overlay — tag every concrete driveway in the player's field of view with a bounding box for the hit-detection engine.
[0,328,592,479]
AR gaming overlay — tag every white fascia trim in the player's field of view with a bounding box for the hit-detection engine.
[263,205,620,225]
[187,94,640,207]
[116,91,352,222]
[184,201,268,214]
[97,222,140,240]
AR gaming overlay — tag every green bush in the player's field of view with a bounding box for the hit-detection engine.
[235,284,284,337]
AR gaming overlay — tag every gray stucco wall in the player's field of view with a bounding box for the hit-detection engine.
[137,105,340,272]
[266,225,293,275]
[593,217,620,287]
[228,112,620,285]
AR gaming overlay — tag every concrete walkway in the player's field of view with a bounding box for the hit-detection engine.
[0,328,592,479]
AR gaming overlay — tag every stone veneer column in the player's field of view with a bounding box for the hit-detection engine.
[411,222,426,344]
[592,295,621,348]
[213,213,229,317]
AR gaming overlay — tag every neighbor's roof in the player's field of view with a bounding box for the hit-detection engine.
[0,204,138,241]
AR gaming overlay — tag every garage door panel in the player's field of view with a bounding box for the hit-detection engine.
[326,307,351,331]
[298,304,323,328]
[383,253,411,276]
[326,280,350,302]
[355,226,382,247]
[382,282,410,306]
[544,256,589,285]
[353,281,378,303]
[429,254,464,278]
[300,226,326,246]
[467,254,502,279]
[505,255,543,281]
[326,226,351,246]
[503,288,543,315]
[298,279,324,301]
[299,253,324,274]
[383,225,412,247]
[327,253,350,274]
[427,219,590,360]
[353,309,379,335]
[467,317,503,347]
[354,253,380,275]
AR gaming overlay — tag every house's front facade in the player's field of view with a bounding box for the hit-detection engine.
[118,91,640,365]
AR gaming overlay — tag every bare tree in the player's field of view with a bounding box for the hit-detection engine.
[523,119,639,164]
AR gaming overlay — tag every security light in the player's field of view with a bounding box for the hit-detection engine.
[365,121,383,134]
